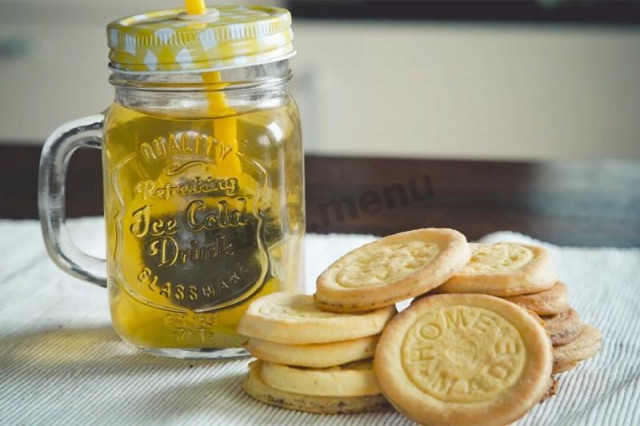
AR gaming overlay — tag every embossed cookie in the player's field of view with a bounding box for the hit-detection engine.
[375,294,552,426]
[553,362,578,374]
[503,282,569,315]
[237,293,396,344]
[553,325,603,374]
[542,308,582,346]
[435,242,557,296]
[245,335,378,368]
[315,228,471,312]
[243,361,390,414]
[260,359,381,397]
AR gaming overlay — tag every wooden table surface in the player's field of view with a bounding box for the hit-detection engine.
[1,144,638,247]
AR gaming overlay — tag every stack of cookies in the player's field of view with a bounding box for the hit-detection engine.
[239,228,603,425]
[237,293,396,414]
[431,242,604,375]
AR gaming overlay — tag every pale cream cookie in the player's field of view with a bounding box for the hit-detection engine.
[260,359,381,397]
[435,242,557,296]
[242,361,390,414]
[553,325,603,374]
[542,308,582,346]
[245,334,378,368]
[315,228,471,312]
[237,292,396,344]
[503,282,570,315]
[375,294,553,426]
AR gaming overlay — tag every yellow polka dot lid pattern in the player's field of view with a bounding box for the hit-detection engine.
[107,5,295,73]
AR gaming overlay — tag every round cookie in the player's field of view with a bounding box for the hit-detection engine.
[553,325,603,374]
[260,359,381,397]
[245,335,378,368]
[315,228,471,312]
[541,376,559,402]
[375,294,553,426]
[503,282,569,315]
[237,293,396,344]
[243,361,389,414]
[553,362,578,374]
[542,308,582,346]
[435,242,557,296]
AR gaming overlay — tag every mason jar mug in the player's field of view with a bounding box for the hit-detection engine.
[38,6,305,358]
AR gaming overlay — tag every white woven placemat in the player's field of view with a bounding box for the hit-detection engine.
[1,218,638,425]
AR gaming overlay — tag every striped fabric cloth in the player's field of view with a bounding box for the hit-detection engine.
[0,219,638,425]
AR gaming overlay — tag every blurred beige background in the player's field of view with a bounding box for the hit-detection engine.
[0,0,639,160]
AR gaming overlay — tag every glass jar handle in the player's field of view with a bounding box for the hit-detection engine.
[38,114,107,287]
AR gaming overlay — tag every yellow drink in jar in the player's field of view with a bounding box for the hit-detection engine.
[103,100,304,352]
[38,4,302,358]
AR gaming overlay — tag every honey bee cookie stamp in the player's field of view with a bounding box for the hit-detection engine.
[436,242,557,296]
[375,294,552,426]
[315,228,471,312]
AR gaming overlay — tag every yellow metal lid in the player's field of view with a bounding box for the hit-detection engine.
[107,5,294,73]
